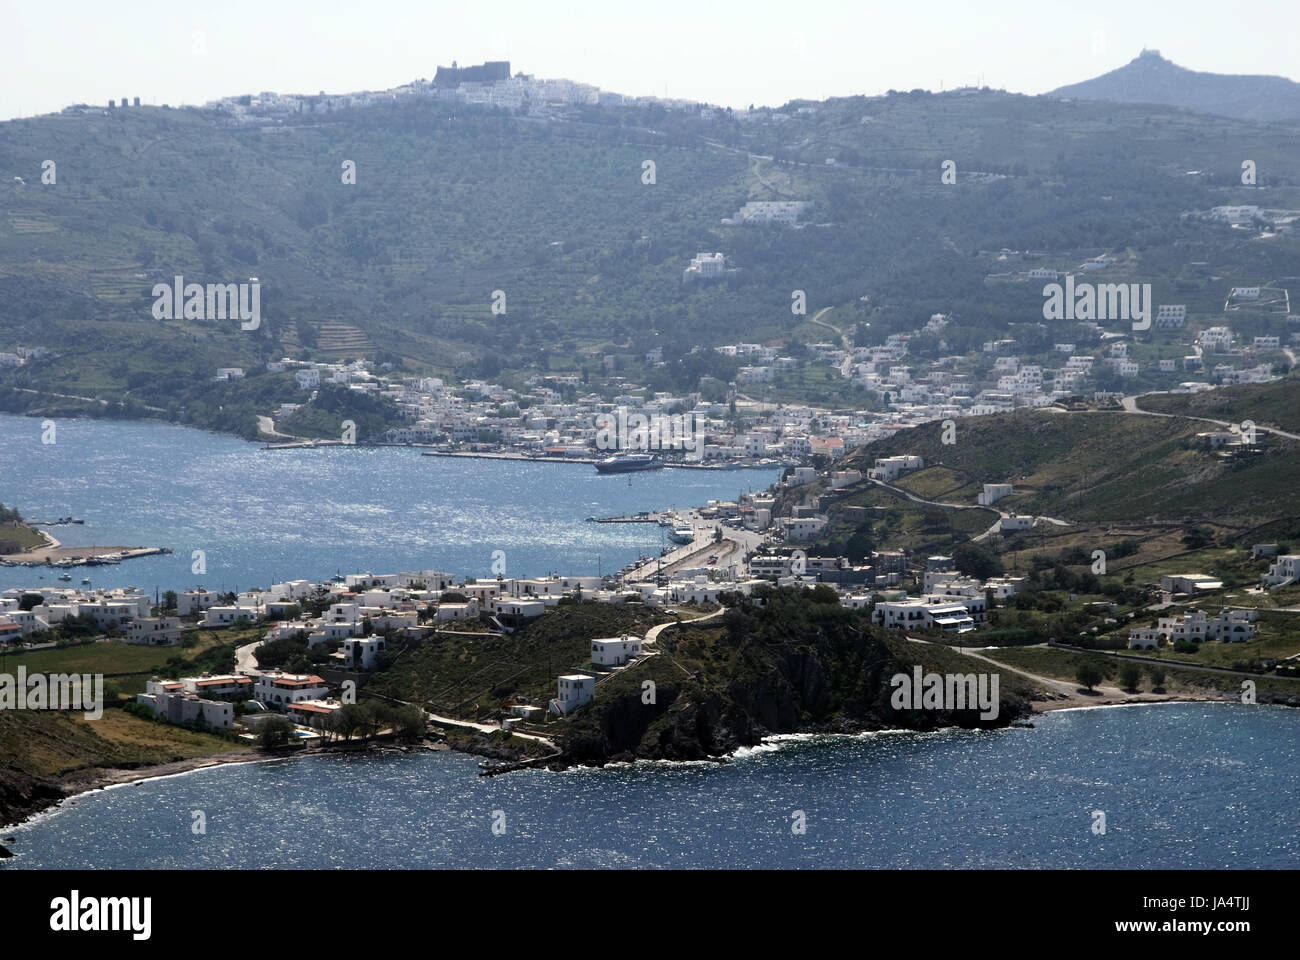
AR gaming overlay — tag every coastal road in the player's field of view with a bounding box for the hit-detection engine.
[423,709,556,749]
[905,635,1147,706]
[11,385,165,414]
[622,510,760,582]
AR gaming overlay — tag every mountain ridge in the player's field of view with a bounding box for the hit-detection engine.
[1049,49,1300,122]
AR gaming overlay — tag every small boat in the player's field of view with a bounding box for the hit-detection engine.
[59,573,72,581]
[82,578,91,584]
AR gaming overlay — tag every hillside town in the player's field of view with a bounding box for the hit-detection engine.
[53,269,1277,468]
[62,59,711,122]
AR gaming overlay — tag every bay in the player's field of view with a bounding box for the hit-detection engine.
[0,414,780,594]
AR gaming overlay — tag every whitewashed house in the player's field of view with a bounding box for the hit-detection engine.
[255,672,329,705]
[551,674,595,715]
[590,635,643,667]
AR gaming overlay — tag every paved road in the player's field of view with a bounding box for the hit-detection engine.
[234,639,264,677]
[644,605,726,648]
[1119,393,1300,441]
[624,510,765,582]
[863,475,1068,543]
[906,635,1157,705]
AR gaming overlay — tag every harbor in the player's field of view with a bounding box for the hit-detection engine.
[414,449,779,470]
[0,546,173,569]
[0,527,171,569]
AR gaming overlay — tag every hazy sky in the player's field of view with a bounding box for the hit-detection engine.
[6,0,1300,121]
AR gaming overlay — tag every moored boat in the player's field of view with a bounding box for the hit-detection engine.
[594,453,664,474]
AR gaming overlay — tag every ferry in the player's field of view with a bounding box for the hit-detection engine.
[668,525,695,544]
[594,453,664,474]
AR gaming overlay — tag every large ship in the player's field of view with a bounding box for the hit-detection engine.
[668,525,695,544]
[594,453,665,474]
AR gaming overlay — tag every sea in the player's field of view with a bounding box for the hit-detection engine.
[2,414,1298,869]
[2,702,1296,868]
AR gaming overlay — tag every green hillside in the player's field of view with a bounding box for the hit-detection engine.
[1137,380,1300,434]
[844,403,1297,524]
[3,89,1299,416]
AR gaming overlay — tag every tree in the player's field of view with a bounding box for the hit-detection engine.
[257,716,295,748]
[1075,662,1103,693]
[954,542,1003,581]
[392,704,425,742]
[1118,662,1142,692]
[1147,666,1166,692]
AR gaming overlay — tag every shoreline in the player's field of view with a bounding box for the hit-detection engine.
[0,740,438,834]
[3,695,1288,835]
[1030,690,1229,713]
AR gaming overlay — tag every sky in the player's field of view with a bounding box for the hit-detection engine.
[5,0,1300,121]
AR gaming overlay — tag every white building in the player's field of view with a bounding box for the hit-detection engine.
[1155,305,1186,328]
[551,674,595,715]
[1160,574,1223,595]
[781,516,828,541]
[872,598,976,633]
[178,589,220,617]
[339,636,385,670]
[1141,607,1258,644]
[435,600,480,621]
[729,200,813,225]
[124,617,183,646]
[683,252,727,282]
[1128,626,1161,649]
[1262,555,1300,589]
[200,605,261,627]
[489,598,547,629]
[590,635,643,667]
[255,672,329,706]
[869,456,923,482]
[135,679,234,729]
[978,483,1012,506]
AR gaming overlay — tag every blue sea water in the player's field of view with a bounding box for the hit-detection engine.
[0,414,779,595]
[3,702,1296,869]
[3,415,1297,869]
